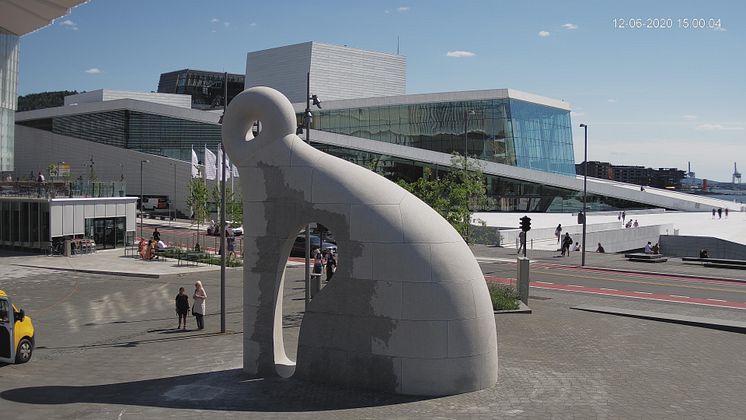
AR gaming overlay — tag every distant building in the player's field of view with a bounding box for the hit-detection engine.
[577,161,686,189]
[245,41,406,103]
[157,69,245,110]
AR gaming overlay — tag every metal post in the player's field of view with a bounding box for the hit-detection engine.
[304,71,312,309]
[580,124,588,267]
[220,72,228,333]
[139,159,148,239]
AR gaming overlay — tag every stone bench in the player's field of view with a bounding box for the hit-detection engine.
[625,253,668,263]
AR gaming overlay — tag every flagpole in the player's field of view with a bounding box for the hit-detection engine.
[220,72,227,334]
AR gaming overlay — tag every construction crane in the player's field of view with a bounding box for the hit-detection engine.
[734,162,742,187]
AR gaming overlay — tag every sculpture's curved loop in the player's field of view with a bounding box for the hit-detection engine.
[221,87,297,167]
[225,86,497,396]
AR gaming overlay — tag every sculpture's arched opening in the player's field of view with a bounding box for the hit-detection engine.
[274,223,338,378]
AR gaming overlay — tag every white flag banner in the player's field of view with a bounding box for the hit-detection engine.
[222,149,231,181]
[204,146,217,180]
[191,147,200,178]
[232,164,240,178]
[217,148,228,181]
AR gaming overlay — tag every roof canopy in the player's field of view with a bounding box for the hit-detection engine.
[0,0,87,36]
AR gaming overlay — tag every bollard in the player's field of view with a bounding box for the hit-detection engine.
[310,274,321,298]
[517,257,530,305]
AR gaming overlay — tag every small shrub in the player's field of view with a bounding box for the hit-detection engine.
[486,282,520,311]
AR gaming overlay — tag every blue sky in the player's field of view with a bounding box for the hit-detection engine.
[17,0,745,182]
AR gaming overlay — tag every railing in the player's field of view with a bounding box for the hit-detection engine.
[0,180,127,199]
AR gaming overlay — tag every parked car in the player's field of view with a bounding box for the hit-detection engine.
[0,290,35,364]
[206,220,242,236]
[290,234,337,257]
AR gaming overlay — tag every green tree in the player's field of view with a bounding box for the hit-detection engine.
[208,183,243,226]
[397,153,488,242]
[186,178,209,247]
[17,90,80,111]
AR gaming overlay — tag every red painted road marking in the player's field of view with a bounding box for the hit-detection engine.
[531,282,746,310]
[483,275,746,310]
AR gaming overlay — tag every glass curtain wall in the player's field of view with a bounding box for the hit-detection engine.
[313,143,655,212]
[310,98,575,176]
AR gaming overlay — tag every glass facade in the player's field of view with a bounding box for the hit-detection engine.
[309,98,575,176]
[158,69,245,110]
[0,31,19,173]
[314,143,654,213]
[18,110,222,162]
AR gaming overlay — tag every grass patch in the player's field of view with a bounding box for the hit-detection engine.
[486,282,520,311]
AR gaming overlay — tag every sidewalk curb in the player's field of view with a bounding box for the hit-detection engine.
[494,301,532,314]
[572,304,746,333]
[11,264,161,278]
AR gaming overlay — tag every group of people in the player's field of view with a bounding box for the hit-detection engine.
[138,228,167,260]
[712,208,728,219]
[555,224,605,255]
[624,219,639,228]
[312,249,337,282]
[174,281,207,330]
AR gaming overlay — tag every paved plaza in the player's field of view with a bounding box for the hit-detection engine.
[0,247,745,419]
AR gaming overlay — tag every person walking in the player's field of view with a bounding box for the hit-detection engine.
[152,228,161,241]
[192,281,207,330]
[561,232,573,256]
[517,230,526,255]
[325,251,337,282]
[621,211,626,225]
[712,208,716,218]
[175,287,189,330]
[725,208,729,217]
[718,208,722,219]
[555,224,562,245]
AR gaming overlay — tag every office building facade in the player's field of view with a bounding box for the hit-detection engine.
[157,69,245,110]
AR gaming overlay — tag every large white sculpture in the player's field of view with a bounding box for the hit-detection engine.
[222,87,497,396]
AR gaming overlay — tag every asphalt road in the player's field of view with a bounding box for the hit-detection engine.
[2,249,746,418]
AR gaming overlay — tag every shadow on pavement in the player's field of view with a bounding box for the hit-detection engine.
[0,369,424,412]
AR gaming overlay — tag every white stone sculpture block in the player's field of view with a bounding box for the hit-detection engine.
[222,86,497,396]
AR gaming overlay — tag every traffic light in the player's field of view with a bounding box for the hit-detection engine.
[519,216,531,232]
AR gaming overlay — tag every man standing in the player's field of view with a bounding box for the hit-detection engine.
[517,230,526,255]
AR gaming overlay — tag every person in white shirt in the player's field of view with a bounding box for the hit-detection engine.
[644,241,653,254]
[156,239,167,249]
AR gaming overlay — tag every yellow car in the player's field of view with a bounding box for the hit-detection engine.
[0,290,35,364]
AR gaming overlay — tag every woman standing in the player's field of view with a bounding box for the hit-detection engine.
[192,281,207,330]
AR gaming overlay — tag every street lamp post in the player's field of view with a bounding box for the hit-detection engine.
[302,71,322,309]
[463,109,475,240]
[139,159,149,239]
[579,124,588,267]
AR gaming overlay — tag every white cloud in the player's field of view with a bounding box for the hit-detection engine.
[397,6,410,12]
[446,50,476,58]
[682,115,698,121]
[249,22,256,27]
[538,31,550,37]
[84,68,102,75]
[211,30,217,33]
[696,123,744,131]
[384,9,390,14]
[561,23,578,30]
[223,21,230,27]
[714,26,727,32]
[60,19,78,30]
[210,18,219,23]
[607,99,617,103]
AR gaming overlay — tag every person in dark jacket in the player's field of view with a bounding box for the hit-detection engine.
[175,287,190,330]
[325,251,337,282]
